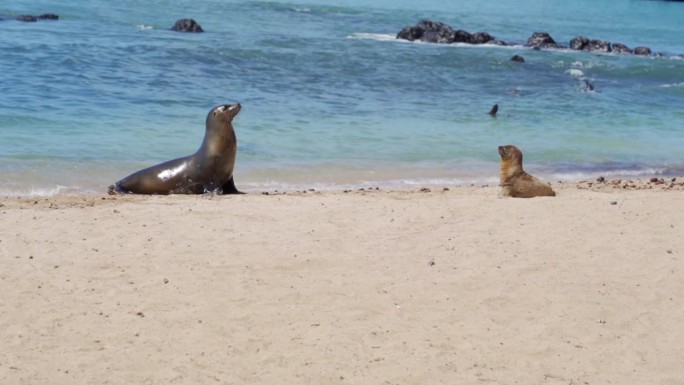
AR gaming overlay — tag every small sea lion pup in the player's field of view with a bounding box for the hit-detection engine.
[108,103,242,195]
[498,144,555,198]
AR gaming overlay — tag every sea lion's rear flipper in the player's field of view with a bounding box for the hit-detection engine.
[221,176,243,194]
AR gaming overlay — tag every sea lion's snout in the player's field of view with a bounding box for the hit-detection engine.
[498,146,506,158]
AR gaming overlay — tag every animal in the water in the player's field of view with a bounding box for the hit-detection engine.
[108,104,242,195]
[488,104,499,117]
[498,144,555,198]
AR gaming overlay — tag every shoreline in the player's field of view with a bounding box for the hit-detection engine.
[2,173,683,199]
[2,177,683,384]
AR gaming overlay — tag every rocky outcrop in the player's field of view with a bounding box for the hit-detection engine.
[396,20,502,45]
[396,20,455,43]
[395,20,672,58]
[570,36,612,52]
[453,29,472,43]
[170,18,204,33]
[634,46,652,56]
[571,36,648,55]
[469,32,495,45]
[569,36,589,50]
[611,43,632,54]
[525,32,562,49]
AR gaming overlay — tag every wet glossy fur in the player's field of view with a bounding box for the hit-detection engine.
[108,104,242,195]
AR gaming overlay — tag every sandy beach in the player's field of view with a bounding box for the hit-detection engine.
[1,179,683,385]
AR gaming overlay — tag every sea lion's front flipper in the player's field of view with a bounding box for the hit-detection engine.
[221,176,243,194]
[202,179,222,195]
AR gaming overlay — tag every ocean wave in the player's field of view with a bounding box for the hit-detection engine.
[565,68,585,78]
[346,33,399,42]
[136,24,153,30]
[660,82,684,88]
[0,185,71,198]
[549,167,674,182]
[348,33,529,50]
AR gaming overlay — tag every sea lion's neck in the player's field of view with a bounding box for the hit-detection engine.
[199,123,236,156]
[500,160,524,183]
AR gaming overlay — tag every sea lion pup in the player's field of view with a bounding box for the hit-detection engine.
[108,103,242,195]
[498,144,555,198]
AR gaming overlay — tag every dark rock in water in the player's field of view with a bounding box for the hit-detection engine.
[634,46,652,55]
[1,13,58,22]
[586,39,611,52]
[453,29,472,43]
[525,32,560,49]
[572,36,612,52]
[396,20,503,45]
[38,13,59,20]
[511,54,525,62]
[611,43,632,54]
[16,15,38,22]
[469,32,495,45]
[170,18,204,33]
[396,20,455,44]
[570,36,589,50]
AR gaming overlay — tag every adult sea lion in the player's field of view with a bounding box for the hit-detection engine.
[498,144,555,198]
[108,103,242,195]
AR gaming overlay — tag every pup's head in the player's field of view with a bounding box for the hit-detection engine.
[498,144,523,163]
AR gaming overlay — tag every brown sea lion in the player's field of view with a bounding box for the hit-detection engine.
[498,144,555,198]
[108,103,242,195]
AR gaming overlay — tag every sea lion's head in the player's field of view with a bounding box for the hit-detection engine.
[498,144,523,164]
[207,103,241,127]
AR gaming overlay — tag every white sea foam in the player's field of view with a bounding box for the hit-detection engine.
[136,24,153,30]
[565,68,585,78]
[0,185,70,198]
[347,33,398,42]
[660,82,684,88]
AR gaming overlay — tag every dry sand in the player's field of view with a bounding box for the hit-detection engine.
[1,179,683,385]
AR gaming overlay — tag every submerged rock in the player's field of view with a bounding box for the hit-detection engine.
[1,13,59,22]
[170,18,204,33]
[511,54,525,62]
[16,15,38,22]
[38,13,59,20]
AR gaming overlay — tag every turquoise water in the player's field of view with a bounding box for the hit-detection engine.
[1,0,683,195]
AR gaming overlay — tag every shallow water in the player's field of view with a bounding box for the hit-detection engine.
[1,0,683,195]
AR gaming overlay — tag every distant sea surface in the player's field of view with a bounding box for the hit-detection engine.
[1,0,683,196]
